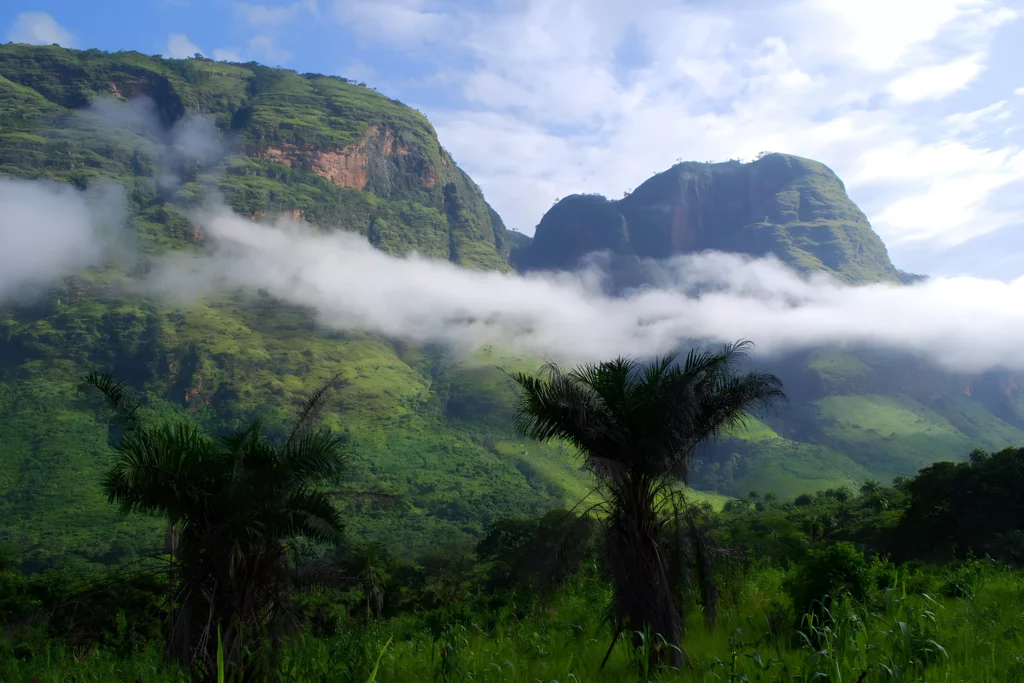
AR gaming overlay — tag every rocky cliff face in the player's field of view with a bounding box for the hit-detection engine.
[0,44,512,270]
[516,154,901,285]
[0,45,544,566]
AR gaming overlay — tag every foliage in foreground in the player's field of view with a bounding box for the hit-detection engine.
[511,344,783,666]
[81,372,350,680]
[6,446,1024,680]
[2,560,1023,682]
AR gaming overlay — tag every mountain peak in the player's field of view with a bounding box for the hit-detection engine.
[515,152,902,285]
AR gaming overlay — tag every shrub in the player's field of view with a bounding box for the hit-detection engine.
[941,557,988,599]
[786,542,874,619]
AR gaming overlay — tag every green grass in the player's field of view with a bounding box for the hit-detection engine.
[697,436,870,499]
[813,395,972,478]
[726,416,781,442]
[4,566,1023,681]
[804,349,880,393]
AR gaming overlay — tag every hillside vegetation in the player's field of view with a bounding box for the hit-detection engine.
[0,44,554,567]
[3,45,1024,570]
[514,157,1024,497]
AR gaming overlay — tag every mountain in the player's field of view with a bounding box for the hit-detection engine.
[0,45,566,569]
[2,45,1017,569]
[515,154,922,286]
[514,154,1024,497]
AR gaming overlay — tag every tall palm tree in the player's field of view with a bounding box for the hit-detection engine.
[82,373,348,681]
[511,341,783,667]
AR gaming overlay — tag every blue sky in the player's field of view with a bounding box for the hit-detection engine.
[3,0,1024,279]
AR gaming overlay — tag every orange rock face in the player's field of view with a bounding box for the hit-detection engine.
[422,168,437,188]
[109,78,147,99]
[263,125,424,191]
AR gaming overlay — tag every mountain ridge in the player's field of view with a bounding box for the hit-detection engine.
[511,153,1024,498]
[514,153,913,286]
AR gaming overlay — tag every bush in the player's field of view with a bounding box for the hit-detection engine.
[941,557,988,599]
[786,542,874,618]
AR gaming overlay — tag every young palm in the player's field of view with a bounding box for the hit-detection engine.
[511,341,783,667]
[83,373,348,681]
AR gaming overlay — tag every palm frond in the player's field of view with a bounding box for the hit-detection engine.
[276,488,346,546]
[79,371,142,430]
[510,369,600,450]
[103,422,217,519]
[284,373,343,450]
[282,427,348,485]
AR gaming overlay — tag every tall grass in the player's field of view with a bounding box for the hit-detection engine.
[3,565,1023,682]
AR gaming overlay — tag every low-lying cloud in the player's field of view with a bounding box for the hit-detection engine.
[5,164,1022,374]
[85,96,230,194]
[0,178,127,302]
[145,209,1024,373]
[0,97,229,304]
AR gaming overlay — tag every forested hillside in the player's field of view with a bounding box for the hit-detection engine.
[0,44,568,569]
[3,43,1024,683]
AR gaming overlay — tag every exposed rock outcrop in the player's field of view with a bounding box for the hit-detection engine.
[516,154,899,285]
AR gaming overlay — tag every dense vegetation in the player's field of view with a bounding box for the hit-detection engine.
[0,44,560,567]
[3,393,1024,680]
[3,49,1024,681]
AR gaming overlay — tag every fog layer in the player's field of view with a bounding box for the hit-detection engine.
[145,209,1024,373]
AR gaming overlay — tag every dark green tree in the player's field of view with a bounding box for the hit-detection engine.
[82,372,348,681]
[510,341,783,667]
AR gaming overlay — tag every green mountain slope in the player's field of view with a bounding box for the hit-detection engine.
[514,158,1024,495]
[0,45,551,569]
[515,153,912,284]
[3,46,1020,568]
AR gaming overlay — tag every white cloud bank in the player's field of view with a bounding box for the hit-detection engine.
[5,165,1023,375]
[144,210,1024,374]
[0,179,124,301]
[167,33,203,59]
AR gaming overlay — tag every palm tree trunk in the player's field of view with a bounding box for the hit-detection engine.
[607,486,683,668]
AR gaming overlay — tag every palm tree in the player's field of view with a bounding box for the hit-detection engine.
[859,479,889,511]
[510,341,783,667]
[82,373,348,681]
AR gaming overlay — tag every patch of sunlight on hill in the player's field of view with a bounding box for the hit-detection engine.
[726,417,780,442]
[814,394,971,477]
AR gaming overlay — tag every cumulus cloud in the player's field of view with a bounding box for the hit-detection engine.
[167,33,203,59]
[373,0,1023,275]
[145,210,1024,374]
[7,12,76,47]
[887,56,985,103]
[247,35,292,64]
[332,0,450,46]
[0,179,126,302]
